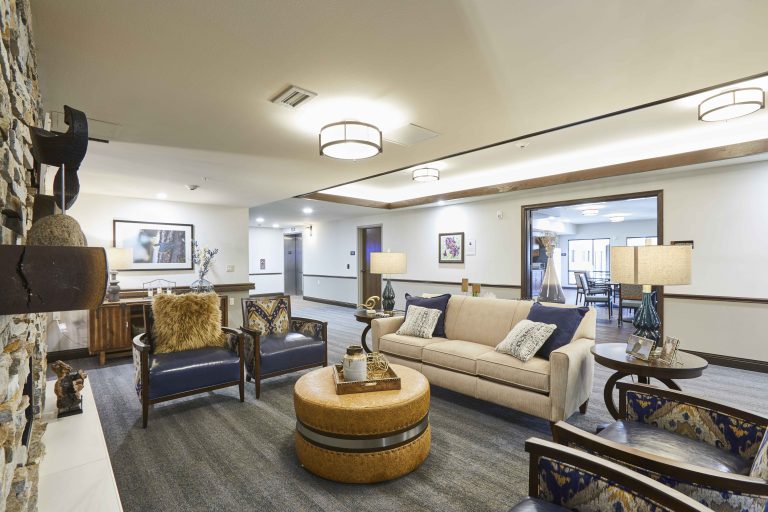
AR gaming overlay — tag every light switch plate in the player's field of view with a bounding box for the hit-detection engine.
[226,265,234,272]
[229,298,234,306]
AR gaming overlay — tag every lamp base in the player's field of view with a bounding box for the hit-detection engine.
[382,278,395,312]
[107,270,121,302]
[633,290,660,346]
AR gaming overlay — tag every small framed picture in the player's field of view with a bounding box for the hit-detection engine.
[626,334,654,361]
[658,336,680,365]
[438,232,465,263]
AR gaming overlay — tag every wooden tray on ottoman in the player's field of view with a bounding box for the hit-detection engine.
[332,364,401,395]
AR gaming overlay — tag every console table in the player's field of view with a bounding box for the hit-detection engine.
[88,295,228,365]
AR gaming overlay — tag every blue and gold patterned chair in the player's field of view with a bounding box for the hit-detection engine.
[240,295,327,398]
[553,382,768,511]
[511,438,711,511]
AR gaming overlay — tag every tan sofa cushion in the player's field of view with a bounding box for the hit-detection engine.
[444,296,536,347]
[476,351,550,394]
[379,333,444,360]
[422,340,494,375]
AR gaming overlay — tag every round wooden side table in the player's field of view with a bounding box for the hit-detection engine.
[591,343,708,419]
[354,309,403,353]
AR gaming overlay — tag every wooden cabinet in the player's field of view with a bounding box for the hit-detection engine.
[88,295,229,365]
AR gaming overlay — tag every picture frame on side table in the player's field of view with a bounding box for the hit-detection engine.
[626,334,654,361]
[658,336,680,365]
[439,232,465,263]
[113,220,194,271]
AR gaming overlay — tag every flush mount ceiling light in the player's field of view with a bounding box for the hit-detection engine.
[609,216,625,223]
[698,87,764,122]
[581,209,599,216]
[412,167,439,182]
[319,121,382,160]
[302,207,313,214]
[255,217,264,223]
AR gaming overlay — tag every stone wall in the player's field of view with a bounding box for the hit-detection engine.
[0,1,46,511]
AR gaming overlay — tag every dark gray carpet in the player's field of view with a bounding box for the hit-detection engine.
[79,299,768,512]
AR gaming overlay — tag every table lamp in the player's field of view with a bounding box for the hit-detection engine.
[106,247,133,302]
[370,252,407,312]
[610,245,691,346]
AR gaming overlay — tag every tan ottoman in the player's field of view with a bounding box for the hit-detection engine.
[293,364,430,483]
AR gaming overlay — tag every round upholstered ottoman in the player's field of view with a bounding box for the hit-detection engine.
[293,364,430,483]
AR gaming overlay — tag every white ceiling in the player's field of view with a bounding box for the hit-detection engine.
[533,197,658,225]
[30,1,768,207]
[248,198,381,229]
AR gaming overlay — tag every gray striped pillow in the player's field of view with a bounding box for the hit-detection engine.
[495,320,557,362]
[396,305,442,339]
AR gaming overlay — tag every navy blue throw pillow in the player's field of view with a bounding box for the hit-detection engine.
[527,302,589,359]
[404,293,451,337]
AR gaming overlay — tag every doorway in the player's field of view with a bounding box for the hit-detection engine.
[358,226,382,303]
[283,234,303,296]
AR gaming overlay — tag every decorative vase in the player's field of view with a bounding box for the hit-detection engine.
[382,278,395,312]
[537,233,566,303]
[190,271,214,293]
[633,287,661,344]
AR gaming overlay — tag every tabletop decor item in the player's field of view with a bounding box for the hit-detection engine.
[370,252,407,312]
[113,219,194,270]
[611,245,692,346]
[332,364,401,395]
[52,360,88,418]
[190,240,219,292]
[358,296,380,314]
[536,232,566,303]
[627,334,654,361]
[143,278,176,297]
[439,232,464,263]
[658,335,681,365]
[366,352,390,379]
[342,345,368,381]
[106,247,132,302]
[472,283,481,297]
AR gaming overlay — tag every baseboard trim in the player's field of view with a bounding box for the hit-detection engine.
[683,350,768,374]
[48,348,90,361]
[302,296,356,309]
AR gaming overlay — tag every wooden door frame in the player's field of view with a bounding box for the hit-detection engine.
[357,224,383,304]
[521,190,664,325]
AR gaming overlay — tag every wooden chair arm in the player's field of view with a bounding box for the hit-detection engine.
[551,421,768,495]
[132,333,152,352]
[239,325,262,339]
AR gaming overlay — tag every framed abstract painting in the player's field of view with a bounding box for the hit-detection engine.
[113,220,194,270]
[438,232,465,263]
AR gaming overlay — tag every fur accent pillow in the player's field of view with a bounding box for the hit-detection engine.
[396,305,441,339]
[152,292,225,354]
[495,320,557,362]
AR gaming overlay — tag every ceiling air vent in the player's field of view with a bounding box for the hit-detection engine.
[271,85,317,109]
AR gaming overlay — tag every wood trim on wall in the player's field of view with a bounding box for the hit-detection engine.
[665,293,768,305]
[389,278,521,289]
[249,272,282,276]
[302,296,357,308]
[681,350,768,374]
[303,274,357,280]
[120,282,252,298]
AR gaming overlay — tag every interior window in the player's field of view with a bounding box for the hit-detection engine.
[567,238,610,284]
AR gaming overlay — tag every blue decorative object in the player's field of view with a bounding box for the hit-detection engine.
[527,302,588,359]
[633,289,660,343]
[404,293,451,337]
[382,279,396,312]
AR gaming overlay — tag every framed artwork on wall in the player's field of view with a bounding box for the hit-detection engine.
[113,220,194,271]
[438,232,465,264]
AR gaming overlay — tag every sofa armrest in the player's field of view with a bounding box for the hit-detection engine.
[371,316,405,352]
[549,338,594,422]
[551,421,768,507]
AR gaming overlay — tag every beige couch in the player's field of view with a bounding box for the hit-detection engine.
[371,295,596,423]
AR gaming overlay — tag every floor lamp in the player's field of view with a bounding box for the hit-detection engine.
[370,252,407,312]
[610,245,691,346]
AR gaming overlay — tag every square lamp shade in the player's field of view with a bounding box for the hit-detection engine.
[370,252,407,275]
[106,247,133,271]
[610,245,691,285]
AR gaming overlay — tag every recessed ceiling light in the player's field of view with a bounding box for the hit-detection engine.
[302,207,313,214]
[581,209,599,216]
[437,200,445,206]
[698,87,764,122]
[255,217,265,223]
[272,223,280,228]
[609,216,625,223]
[412,167,439,182]
[156,192,167,199]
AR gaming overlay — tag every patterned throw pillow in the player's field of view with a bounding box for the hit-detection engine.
[396,306,442,339]
[245,297,289,335]
[495,319,557,362]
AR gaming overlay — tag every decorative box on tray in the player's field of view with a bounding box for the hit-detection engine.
[332,364,401,395]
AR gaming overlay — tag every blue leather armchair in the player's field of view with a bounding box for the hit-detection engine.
[510,438,711,511]
[132,305,245,428]
[240,296,327,399]
[553,382,768,511]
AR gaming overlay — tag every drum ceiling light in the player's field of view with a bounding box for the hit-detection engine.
[412,167,439,182]
[319,121,382,160]
[698,87,764,122]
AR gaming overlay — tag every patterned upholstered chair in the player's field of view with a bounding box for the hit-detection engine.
[510,438,711,511]
[132,305,245,428]
[240,295,328,398]
[552,382,768,511]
